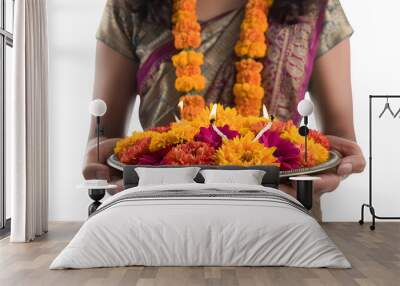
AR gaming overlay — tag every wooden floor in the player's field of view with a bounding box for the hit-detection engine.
[0,222,399,286]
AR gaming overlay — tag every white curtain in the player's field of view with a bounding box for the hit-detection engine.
[10,0,49,242]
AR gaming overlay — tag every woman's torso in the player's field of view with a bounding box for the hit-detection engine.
[97,0,353,129]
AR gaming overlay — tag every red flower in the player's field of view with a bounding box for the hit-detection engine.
[309,130,330,149]
[162,141,216,165]
[195,125,239,148]
[119,137,151,164]
[137,147,171,165]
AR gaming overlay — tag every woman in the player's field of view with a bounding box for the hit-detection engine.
[83,0,365,220]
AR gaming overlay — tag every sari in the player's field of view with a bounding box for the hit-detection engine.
[97,0,353,130]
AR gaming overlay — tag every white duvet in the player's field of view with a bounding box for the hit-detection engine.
[50,183,350,269]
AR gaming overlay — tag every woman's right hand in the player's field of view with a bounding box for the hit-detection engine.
[82,138,124,195]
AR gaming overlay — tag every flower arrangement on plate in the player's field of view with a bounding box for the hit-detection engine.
[110,0,337,172]
[113,104,331,171]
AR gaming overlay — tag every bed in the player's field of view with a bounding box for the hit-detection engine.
[50,166,350,269]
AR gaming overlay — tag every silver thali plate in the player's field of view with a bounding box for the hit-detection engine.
[108,150,342,178]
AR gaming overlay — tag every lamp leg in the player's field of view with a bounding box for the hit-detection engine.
[88,189,105,216]
[297,180,313,210]
[96,116,100,163]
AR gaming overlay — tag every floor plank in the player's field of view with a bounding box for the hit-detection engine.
[0,222,399,286]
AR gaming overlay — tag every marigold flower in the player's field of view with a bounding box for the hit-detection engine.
[180,95,206,121]
[163,141,216,165]
[300,140,330,167]
[175,75,206,93]
[172,51,204,67]
[309,130,330,149]
[173,0,196,12]
[172,11,197,23]
[236,70,262,85]
[216,133,280,166]
[176,65,201,77]
[173,31,201,49]
[235,59,263,73]
[280,121,304,145]
[118,137,151,164]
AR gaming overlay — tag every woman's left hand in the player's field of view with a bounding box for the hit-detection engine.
[313,135,366,195]
[280,135,366,197]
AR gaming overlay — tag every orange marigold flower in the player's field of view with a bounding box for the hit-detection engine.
[173,19,201,33]
[172,50,204,67]
[173,31,201,49]
[173,0,196,12]
[163,141,216,165]
[235,41,267,58]
[180,95,206,121]
[175,75,206,93]
[244,9,267,23]
[118,137,151,164]
[241,18,268,33]
[172,11,197,23]
[245,0,267,11]
[300,140,330,168]
[309,130,330,149]
[176,65,201,77]
[236,70,262,85]
[240,28,266,43]
[233,83,264,99]
[235,59,263,73]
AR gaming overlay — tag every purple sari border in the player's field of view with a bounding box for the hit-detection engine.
[137,41,177,94]
[294,0,328,125]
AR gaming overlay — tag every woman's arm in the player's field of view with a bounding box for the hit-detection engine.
[82,41,138,191]
[309,38,366,192]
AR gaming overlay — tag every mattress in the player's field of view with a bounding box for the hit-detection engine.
[50,183,350,269]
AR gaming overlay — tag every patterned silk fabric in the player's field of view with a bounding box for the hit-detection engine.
[97,0,353,130]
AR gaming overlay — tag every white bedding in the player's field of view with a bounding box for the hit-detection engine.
[50,183,350,269]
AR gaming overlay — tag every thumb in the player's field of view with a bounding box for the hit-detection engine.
[83,162,112,181]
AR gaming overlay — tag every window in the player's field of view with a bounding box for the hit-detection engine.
[0,0,14,234]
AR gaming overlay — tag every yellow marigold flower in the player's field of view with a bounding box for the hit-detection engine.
[114,131,157,156]
[301,139,330,167]
[280,121,303,145]
[216,133,280,166]
[172,11,197,23]
[149,132,182,153]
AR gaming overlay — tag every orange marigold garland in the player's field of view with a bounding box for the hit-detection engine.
[234,0,273,117]
[172,0,206,120]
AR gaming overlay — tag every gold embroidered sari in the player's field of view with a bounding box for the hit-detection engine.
[97,0,353,130]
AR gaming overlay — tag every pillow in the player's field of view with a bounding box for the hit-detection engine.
[200,169,266,185]
[135,167,201,186]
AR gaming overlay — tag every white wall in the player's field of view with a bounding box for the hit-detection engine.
[48,0,400,221]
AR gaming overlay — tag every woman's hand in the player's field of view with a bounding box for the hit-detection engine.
[279,135,366,220]
[314,135,366,194]
[82,138,124,194]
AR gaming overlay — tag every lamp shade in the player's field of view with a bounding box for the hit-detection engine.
[89,99,107,117]
[297,99,314,116]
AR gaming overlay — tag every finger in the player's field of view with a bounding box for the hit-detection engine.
[338,155,366,174]
[279,184,296,198]
[108,179,124,195]
[85,138,121,164]
[313,173,341,195]
[327,135,363,157]
[83,163,111,181]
